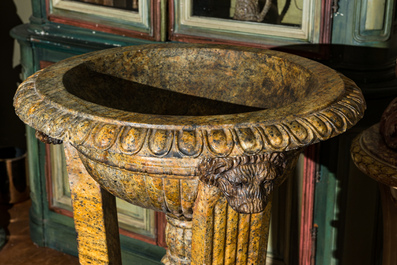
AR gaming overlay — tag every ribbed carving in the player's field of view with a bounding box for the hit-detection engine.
[79,152,198,218]
[191,183,272,264]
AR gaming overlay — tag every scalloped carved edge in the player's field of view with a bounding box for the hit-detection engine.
[14,71,365,158]
[351,134,397,187]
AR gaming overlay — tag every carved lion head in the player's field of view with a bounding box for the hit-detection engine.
[198,152,292,213]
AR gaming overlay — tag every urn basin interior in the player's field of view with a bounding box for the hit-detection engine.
[60,46,336,118]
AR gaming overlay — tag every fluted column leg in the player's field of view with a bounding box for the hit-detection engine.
[191,182,272,265]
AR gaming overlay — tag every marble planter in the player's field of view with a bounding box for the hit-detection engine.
[14,44,365,264]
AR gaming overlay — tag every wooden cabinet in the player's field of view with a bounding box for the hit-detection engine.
[11,0,397,264]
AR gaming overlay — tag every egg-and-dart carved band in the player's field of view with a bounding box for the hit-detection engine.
[14,72,365,159]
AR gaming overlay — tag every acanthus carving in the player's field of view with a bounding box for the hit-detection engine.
[198,151,299,213]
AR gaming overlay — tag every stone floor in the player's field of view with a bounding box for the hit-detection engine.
[0,200,79,265]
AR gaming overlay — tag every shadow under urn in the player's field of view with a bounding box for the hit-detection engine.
[14,44,365,265]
